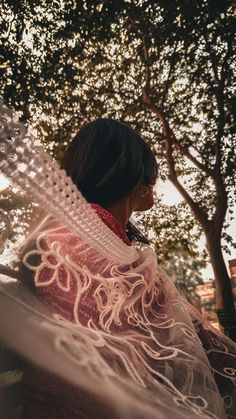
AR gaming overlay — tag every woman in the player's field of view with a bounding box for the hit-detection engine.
[17,119,236,418]
[60,117,157,235]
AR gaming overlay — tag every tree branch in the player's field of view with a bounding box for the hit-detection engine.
[160,44,178,108]
[142,37,214,177]
[143,93,209,228]
[172,136,214,176]
[212,174,228,233]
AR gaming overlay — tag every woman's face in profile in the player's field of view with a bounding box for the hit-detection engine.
[135,185,155,212]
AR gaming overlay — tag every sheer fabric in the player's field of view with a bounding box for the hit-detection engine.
[1,205,233,419]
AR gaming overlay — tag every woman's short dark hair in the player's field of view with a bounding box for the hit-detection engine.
[61,118,158,207]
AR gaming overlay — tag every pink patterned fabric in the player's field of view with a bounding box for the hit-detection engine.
[20,204,236,419]
[21,205,132,419]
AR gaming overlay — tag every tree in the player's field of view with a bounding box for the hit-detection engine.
[138,1,236,337]
[136,199,206,306]
[164,251,205,308]
[136,198,206,262]
[0,0,235,337]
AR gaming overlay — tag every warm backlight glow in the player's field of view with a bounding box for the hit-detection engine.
[0,174,10,191]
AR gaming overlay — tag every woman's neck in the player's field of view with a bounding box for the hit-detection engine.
[105,200,133,229]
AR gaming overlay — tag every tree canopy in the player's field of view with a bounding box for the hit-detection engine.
[1,0,235,210]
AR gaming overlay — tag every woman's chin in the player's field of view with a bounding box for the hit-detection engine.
[135,200,154,212]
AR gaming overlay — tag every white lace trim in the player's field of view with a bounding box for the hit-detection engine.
[0,100,138,264]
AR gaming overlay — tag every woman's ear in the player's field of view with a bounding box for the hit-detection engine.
[133,184,154,211]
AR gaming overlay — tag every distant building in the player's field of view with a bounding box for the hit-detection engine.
[195,280,218,328]
[229,259,236,279]
[229,259,236,301]
[195,258,236,330]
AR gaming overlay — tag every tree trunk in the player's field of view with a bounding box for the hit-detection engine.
[206,233,236,341]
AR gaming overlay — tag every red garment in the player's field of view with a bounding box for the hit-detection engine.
[91,204,131,246]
